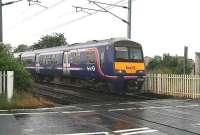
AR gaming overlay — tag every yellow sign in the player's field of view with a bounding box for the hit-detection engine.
[114,62,145,74]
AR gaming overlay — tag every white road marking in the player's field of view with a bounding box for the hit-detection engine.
[0,104,199,116]
[91,105,102,107]
[0,112,59,116]
[23,129,34,132]
[105,104,112,106]
[13,105,79,111]
[15,112,59,115]
[57,127,157,135]
[56,132,109,135]
[176,104,200,108]
[139,106,172,110]
[119,102,136,105]
[108,108,126,112]
[126,108,137,111]
[121,129,158,135]
[0,110,8,112]
[194,123,200,126]
[62,110,95,114]
[113,127,150,133]
[0,113,14,116]
[164,109,190,115]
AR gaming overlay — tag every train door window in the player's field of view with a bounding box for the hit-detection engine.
[64,52,68,64]
[86,51,96,64]
[100,49,105,68]
[74,51,80,64]
[35,54,39,64]
[68,52,73,64]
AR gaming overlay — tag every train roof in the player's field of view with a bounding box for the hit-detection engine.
[15,38,140,57]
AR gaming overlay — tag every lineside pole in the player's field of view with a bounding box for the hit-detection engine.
[0,0,3,42]
[127,0,132,39]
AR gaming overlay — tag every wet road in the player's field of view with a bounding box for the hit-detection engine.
[1,99,200,135]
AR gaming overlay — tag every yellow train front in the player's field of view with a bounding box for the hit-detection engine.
[105,39,145,95]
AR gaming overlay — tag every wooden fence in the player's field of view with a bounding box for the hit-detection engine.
[143,74,200,99]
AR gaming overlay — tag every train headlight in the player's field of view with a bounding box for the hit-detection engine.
[137,70,146,75]
[115,70,126,76]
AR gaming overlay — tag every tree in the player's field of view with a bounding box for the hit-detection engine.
[32,33,67,50]
[0,43,31,90]
[14,44,29,53]
[146,54,192,74]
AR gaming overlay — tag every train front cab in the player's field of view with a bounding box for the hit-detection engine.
[113,40,145,94]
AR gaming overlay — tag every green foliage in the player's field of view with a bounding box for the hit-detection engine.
[14,44,29,53]
[0,95,13,109]
[146,54,192,74]
[0,43,31,90]
[32,33,67,50]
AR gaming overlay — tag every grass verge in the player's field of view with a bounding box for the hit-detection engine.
[0,91,56,110]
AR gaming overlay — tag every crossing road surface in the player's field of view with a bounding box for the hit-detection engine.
[0,99,200,135]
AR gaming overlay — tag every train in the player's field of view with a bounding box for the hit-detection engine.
[14,38,145,95]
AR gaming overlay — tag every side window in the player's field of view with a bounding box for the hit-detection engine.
[39,53,62,65]
[86,51,96,64]
[22,56,34,65]
[23,59,32,65]
[68,51,80,64]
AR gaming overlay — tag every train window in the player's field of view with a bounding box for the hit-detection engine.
[68,51,80,64]
[23,59,32,65]
[86,51,96,64]
[115,47,129,60]
[74,52,80,64]
[129,47,143,60]
[39,53,62,65]
[22,56,35,65]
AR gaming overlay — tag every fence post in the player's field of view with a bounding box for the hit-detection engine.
[7,71,14,100]
[0,71,2,94]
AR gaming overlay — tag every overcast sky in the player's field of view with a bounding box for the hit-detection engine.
[3,0,200,59]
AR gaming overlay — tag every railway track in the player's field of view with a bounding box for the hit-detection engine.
[32,83,99,104]
[32,81,173,105]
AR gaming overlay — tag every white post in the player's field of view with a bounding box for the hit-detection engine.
[0,71,2,94]
[3,71,6,95]
[7,71,14,100]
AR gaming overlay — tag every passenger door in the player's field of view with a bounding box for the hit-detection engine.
[100,48,106,73]
[35,54,40,73]
[63,51,70,75]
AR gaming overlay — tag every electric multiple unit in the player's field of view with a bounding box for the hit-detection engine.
[15,38,145,95]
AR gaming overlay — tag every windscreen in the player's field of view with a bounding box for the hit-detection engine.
[115,46,143,61]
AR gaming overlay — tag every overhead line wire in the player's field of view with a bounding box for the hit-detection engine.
[8,0,69,30]
[40,0,127,33]
[56,2,91,19]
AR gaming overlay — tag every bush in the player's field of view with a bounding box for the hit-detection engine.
[0,91,55,109]
[0,44,31,90]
